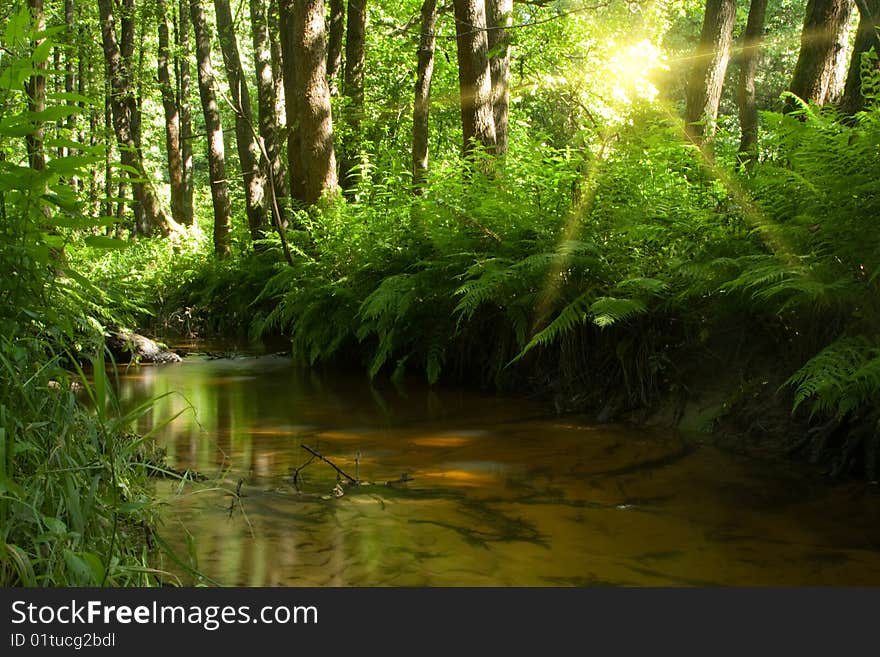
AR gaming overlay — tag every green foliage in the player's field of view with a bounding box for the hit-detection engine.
[0,342,160,586]
[0,25,171,585]
[787,338,880,420]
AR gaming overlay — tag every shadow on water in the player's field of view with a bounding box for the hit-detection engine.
[115,352,880,586]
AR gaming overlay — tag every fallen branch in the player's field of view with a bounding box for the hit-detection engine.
[290,454,317,492]
[385,473,414,486]
[301,444,359,484]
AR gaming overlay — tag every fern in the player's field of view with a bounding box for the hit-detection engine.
[515,291,594,359]
[787,337,880,419]
[589,297,648,327]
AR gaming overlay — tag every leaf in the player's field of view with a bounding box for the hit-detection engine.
[3,8,31,47]
[84,235,129,250]
[63,549,104,585]
[117,499,150,513]
[590,297,647,327]
[42,516,67,535]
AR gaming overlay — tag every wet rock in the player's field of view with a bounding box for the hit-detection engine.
[107,330,183,364]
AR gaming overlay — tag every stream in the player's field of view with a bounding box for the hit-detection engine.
[116,351,880,586]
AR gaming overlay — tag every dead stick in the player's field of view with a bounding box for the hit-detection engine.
[291,454,316,492]
[301,444,358,484]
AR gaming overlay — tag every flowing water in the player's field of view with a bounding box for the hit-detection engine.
[116,352,880,586]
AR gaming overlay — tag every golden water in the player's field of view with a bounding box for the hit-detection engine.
[117,354,880,586]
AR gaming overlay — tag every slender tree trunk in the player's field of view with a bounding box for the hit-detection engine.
[486,0,512,156]
[157,0,186,227]
[97,0,179,236]
[279,0,306,201]
[103,90,113,219]
[177,0,195,224]
[189,0,232,257]
[62,0,76,166]
[737,0,768,166]
[841,0,880,114]
[787,0,854,109]
[250,0,291,227]
[684,0,737,142]
[327,0,345,96]
[25,0,47,172]
[452,0,497,157]
[290,0,339,203]
[412,0,438,190]
[341,0,367,188]
[269,0,287,126]
[215,0,269,241]
[120,0,148,233]
[53,48,63,158]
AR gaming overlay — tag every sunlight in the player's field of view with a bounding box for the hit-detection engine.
[607,39,667,106]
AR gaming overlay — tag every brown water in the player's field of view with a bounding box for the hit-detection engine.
[116,353,880,586]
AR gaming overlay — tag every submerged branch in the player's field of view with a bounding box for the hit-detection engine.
[301,444,359,484]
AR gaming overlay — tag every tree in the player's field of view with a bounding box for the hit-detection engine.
[486,0,512,156]
[280,0,339,204]
[684,0,737,142]
[787,0,854,109]
[157,0,186,227]
[737,0,768,166]
[452,0,497,157]
[24,0,47,172]
[341,0,367,188]
[250,0,291,226]
[215,0,269,242]
[268,0,287,127]
[178,0,195,225]
[189,0,232,257]
[326,0,345,96]
[97,0,180,236]
[62,0,76,168]
[840,0,880,115]
[412,0,438,190]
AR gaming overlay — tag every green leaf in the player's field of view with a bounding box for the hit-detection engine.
[84,235,129,250]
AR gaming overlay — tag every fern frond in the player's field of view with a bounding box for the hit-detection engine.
[513,291,594,361]
[786,337,880,418]
[589,296,647,327]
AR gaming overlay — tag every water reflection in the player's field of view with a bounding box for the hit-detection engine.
[116,355,880,586]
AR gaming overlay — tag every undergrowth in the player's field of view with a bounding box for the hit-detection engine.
[82,101,880,478]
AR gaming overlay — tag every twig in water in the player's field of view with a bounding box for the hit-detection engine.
[228,478,244,517]
[291,454,317,492]
[301,444,359,485]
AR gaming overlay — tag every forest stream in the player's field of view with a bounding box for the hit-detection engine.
[113,349,880,586]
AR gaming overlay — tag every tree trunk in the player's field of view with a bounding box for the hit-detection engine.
[177,0,195,224]
[250,0,291,227]
[684,0,737,142]
[215,0,269,242]
[62,0,76,167]
[486,0,512,156]
[282,0,338,204]
[269,0,287,126]
[25,0,47,172]
[737,0,768,166]
[327,0,345,96]
[452,0,497,157]
[787,0,854,109]
[103,90,113,219]
[840,0,880,114]
[157,0,186,227]
[189,0,232,257]
[341,0,367,189]
[97,0,180,237]
[412,0,438,190]
[279,0,306,201]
